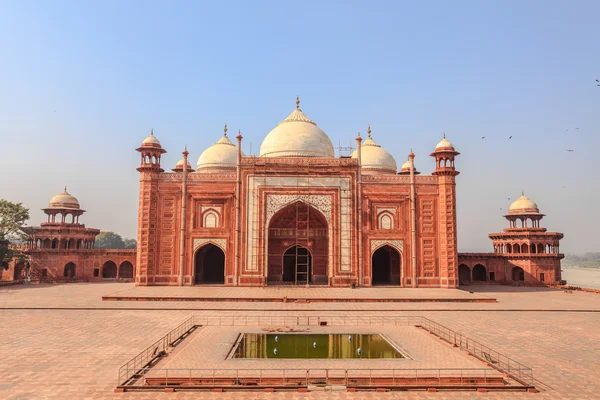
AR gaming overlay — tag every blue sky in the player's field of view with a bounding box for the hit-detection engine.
[0,0,598,253]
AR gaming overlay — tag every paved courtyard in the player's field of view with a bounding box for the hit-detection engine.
[1,283,599,399]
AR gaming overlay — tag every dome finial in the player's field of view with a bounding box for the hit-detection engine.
[223,123,228,136]
[522,189,524,196]
[150,128,154,136]
[443,132,446,139]
[296,96,300,110]
[357,131,361,138]
[64,185,67,193]
[367,125,372,138]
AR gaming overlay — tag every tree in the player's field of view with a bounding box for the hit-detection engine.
[95,231,125,249]
[0,199,30,262]
[123,238,137,249]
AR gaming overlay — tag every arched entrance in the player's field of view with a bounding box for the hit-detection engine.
[102,261,117,278]
[63,262,76,278]
[118,261,134,279]
[371,245,401,286]
[282,245,312,284]
[512,266,525,281]
[472,264,487,281]
[14,261,29,280]
[458,264,471,285]
[267,201,328,285]
[194,243,225,284]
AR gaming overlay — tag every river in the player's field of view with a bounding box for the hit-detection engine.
[561,267,600,289]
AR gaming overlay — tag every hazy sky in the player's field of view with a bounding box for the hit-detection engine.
[0,0,598,253]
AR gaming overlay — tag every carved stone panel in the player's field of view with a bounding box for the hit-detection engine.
[193,238,227,252]
[370,239,404,254]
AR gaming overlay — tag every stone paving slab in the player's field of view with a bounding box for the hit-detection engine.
[3,282,600,311]
[1,284,600,399]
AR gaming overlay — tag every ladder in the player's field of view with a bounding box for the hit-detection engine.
[295,202,310,285]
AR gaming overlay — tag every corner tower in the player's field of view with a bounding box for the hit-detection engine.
[430,135,460,287]
[135,129,167,285]
[489,193,564,283]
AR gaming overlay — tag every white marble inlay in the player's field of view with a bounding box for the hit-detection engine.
[193,238,227,252]
[371,239,403,254]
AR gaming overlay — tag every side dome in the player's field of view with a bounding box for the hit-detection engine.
[259,97,335,158]
[197,125,244,171]
[48,187,80,210]
[398,159,420,175]
[509,192,539,214]
[172,157,193,172]
[351,127,397,173]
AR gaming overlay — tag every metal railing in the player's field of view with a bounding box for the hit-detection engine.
[117,316,196,386]
[140,367,509,388]
[116,314,534,389]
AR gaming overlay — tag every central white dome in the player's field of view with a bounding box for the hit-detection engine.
[260,98,335,158]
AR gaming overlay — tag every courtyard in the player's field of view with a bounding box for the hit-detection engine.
[1,283,599,399]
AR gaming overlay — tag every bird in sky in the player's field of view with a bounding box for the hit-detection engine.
[482,136,486,139]
[567,149,575,152]
[508,198,511,200]
[597,79,600,86]
[509,136,512,139]
[575,128,580,130]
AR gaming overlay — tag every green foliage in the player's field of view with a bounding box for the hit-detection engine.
[95,231,136,249]
[0,199,29,261]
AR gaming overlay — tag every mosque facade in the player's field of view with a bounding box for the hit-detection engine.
[132,98,564,288]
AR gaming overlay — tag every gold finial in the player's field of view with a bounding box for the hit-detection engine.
[223,123,228,136]
[521,189,524,196]
[367,125,372,138]
[64,185,67,193]
[443,132,446,139]
[296,96,300,109]
[150,128,154,136]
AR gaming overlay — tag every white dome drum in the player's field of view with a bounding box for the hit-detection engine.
[197,124,244,171]
[259,97,335,158]
[351,127,397,173]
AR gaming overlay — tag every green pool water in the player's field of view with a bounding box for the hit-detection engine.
[231,333,404,359]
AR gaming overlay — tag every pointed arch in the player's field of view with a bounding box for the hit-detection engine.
[377,212,394,230]
[102,260,117,278]
[202,209,219,228]
[194,243,225,284]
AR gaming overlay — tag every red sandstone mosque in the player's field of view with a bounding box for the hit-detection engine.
[2,98,564,287]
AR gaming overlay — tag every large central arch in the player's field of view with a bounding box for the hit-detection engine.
[371,245,401,286]
[267,201,328,285]
[195,243,225,284]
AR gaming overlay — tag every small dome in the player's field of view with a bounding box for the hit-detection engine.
[197,127,243,170]
[435,135,454,150]
[351,127,397,173]
[259,97,335,158]
[48,187,80,210]
[509,193,539,214]
[141,129,161,147]
[173,158,192,172]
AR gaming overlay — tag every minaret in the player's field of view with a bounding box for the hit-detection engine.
[355,132,363,286]
[430,134,460,288]
[135,129,167,285]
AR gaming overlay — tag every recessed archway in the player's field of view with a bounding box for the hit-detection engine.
[512,266,525,281]
[14,261,29,280]
[371,245,401,286]
[118,261,134,279]
[194,243,225,284]
[472,264,487,281]
[458,264,471,285]
[64,262,76,278]
[267,201,328,285]
[102,261,117,279]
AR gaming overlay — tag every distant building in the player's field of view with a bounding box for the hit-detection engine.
[1,189,135,282]
[457,193,564,285]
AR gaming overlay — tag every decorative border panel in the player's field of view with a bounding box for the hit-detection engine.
[193,238,227,252]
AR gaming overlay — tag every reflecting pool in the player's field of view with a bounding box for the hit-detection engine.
[231,333,404,359]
